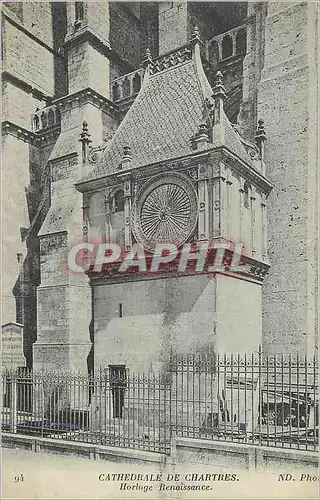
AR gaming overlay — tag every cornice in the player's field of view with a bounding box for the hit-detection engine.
[210,148,273,195]
[75,150,211,193]
[2,121,60,146]
[2,121,35,143]
[64,25,111,53]
[64,25,135,73]
[53,87,119,117]
[89,254,270,286]
[2,69,53,101]
[75,144,272,196]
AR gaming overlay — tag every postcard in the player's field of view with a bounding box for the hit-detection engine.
[1,1,318,499]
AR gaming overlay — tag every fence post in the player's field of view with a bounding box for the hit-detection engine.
[11,376,17,433]
[258,346,262,446]
[41,377,44,438]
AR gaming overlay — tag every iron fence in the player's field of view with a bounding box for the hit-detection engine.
[1,352,318,455]
[170,352,318,451]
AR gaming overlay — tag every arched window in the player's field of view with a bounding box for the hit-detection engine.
[33,115,40,131]
[48,109,54,127]
[208,40,219,66]
[122,78,130,98]
[75,2,84,22]
[113,83,120,102]
[88,192,106,239]
[222,35,233,59]
[55,107,61,124]
[113,190,124,213]
[236,29,246,55]
[132,73,141,93]
[41,112,47,129]
[244,181,251,209]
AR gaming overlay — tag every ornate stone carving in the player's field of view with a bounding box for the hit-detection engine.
[87,143,108,164]
[151,47,192,74]
[188,167,198,180]
[232,124,261,161]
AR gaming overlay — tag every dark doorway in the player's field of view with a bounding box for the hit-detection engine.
[109,365,127,418]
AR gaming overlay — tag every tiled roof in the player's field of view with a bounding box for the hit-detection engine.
[84,61,206,180]
[81,57,254,183]
[222,112,255,168]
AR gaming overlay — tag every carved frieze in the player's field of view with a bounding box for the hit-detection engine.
[151,47,192,74]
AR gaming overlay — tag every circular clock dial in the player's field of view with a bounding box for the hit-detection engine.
[132,174,198,252]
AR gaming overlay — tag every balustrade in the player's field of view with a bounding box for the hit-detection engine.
[207,25,247,64]
[110,68,144,103]
[32,105,61,133]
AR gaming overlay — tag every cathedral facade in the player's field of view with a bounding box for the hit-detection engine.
[1,2,318,373]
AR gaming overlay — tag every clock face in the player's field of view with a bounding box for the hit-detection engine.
[132,174,198,252]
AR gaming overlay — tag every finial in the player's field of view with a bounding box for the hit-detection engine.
[199,122,209,135]
[195,122,209,150]
[118,145,132,170]
[142,48,153,70]
[123,145,132,159]
[212,71,227,125]
[255,118,267,160]
[79,121,92,164]
[213,71,226,99]
[190,26,202,45]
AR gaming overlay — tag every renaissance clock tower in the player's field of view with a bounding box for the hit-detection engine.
[76,29,272,374]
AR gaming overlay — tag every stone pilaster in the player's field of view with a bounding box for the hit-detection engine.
[250,186,257,258]
[65,1,110,97]
[197,164,209,241]
[239,181,245,247]
[123,177,132,252]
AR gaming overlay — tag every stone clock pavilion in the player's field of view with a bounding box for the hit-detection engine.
[75,29,272,374]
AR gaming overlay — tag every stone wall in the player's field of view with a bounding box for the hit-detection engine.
[140,2,159,59]
[3,19,55,96]
[158,2,189,55]
[94,274,217,372]
[67,41,110,97]
[216,274,262,355]
[259,2,318,356]
[109,2,140,68]
[173,436,319,470]
[2,82,44,130]
[2,135,31,324]
[93,272,262,371]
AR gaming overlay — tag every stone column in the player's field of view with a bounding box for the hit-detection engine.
[225,166,233,241]
[239,181,245,246]
[104,190,112,242]
[219,162,228,238]
[250,186,257,258]
[82,193,90,269]
[238,2,267,141]
[212,176,221,238]
[261,193,267,262]
[123,177,132,252]
[258,2,318,356]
